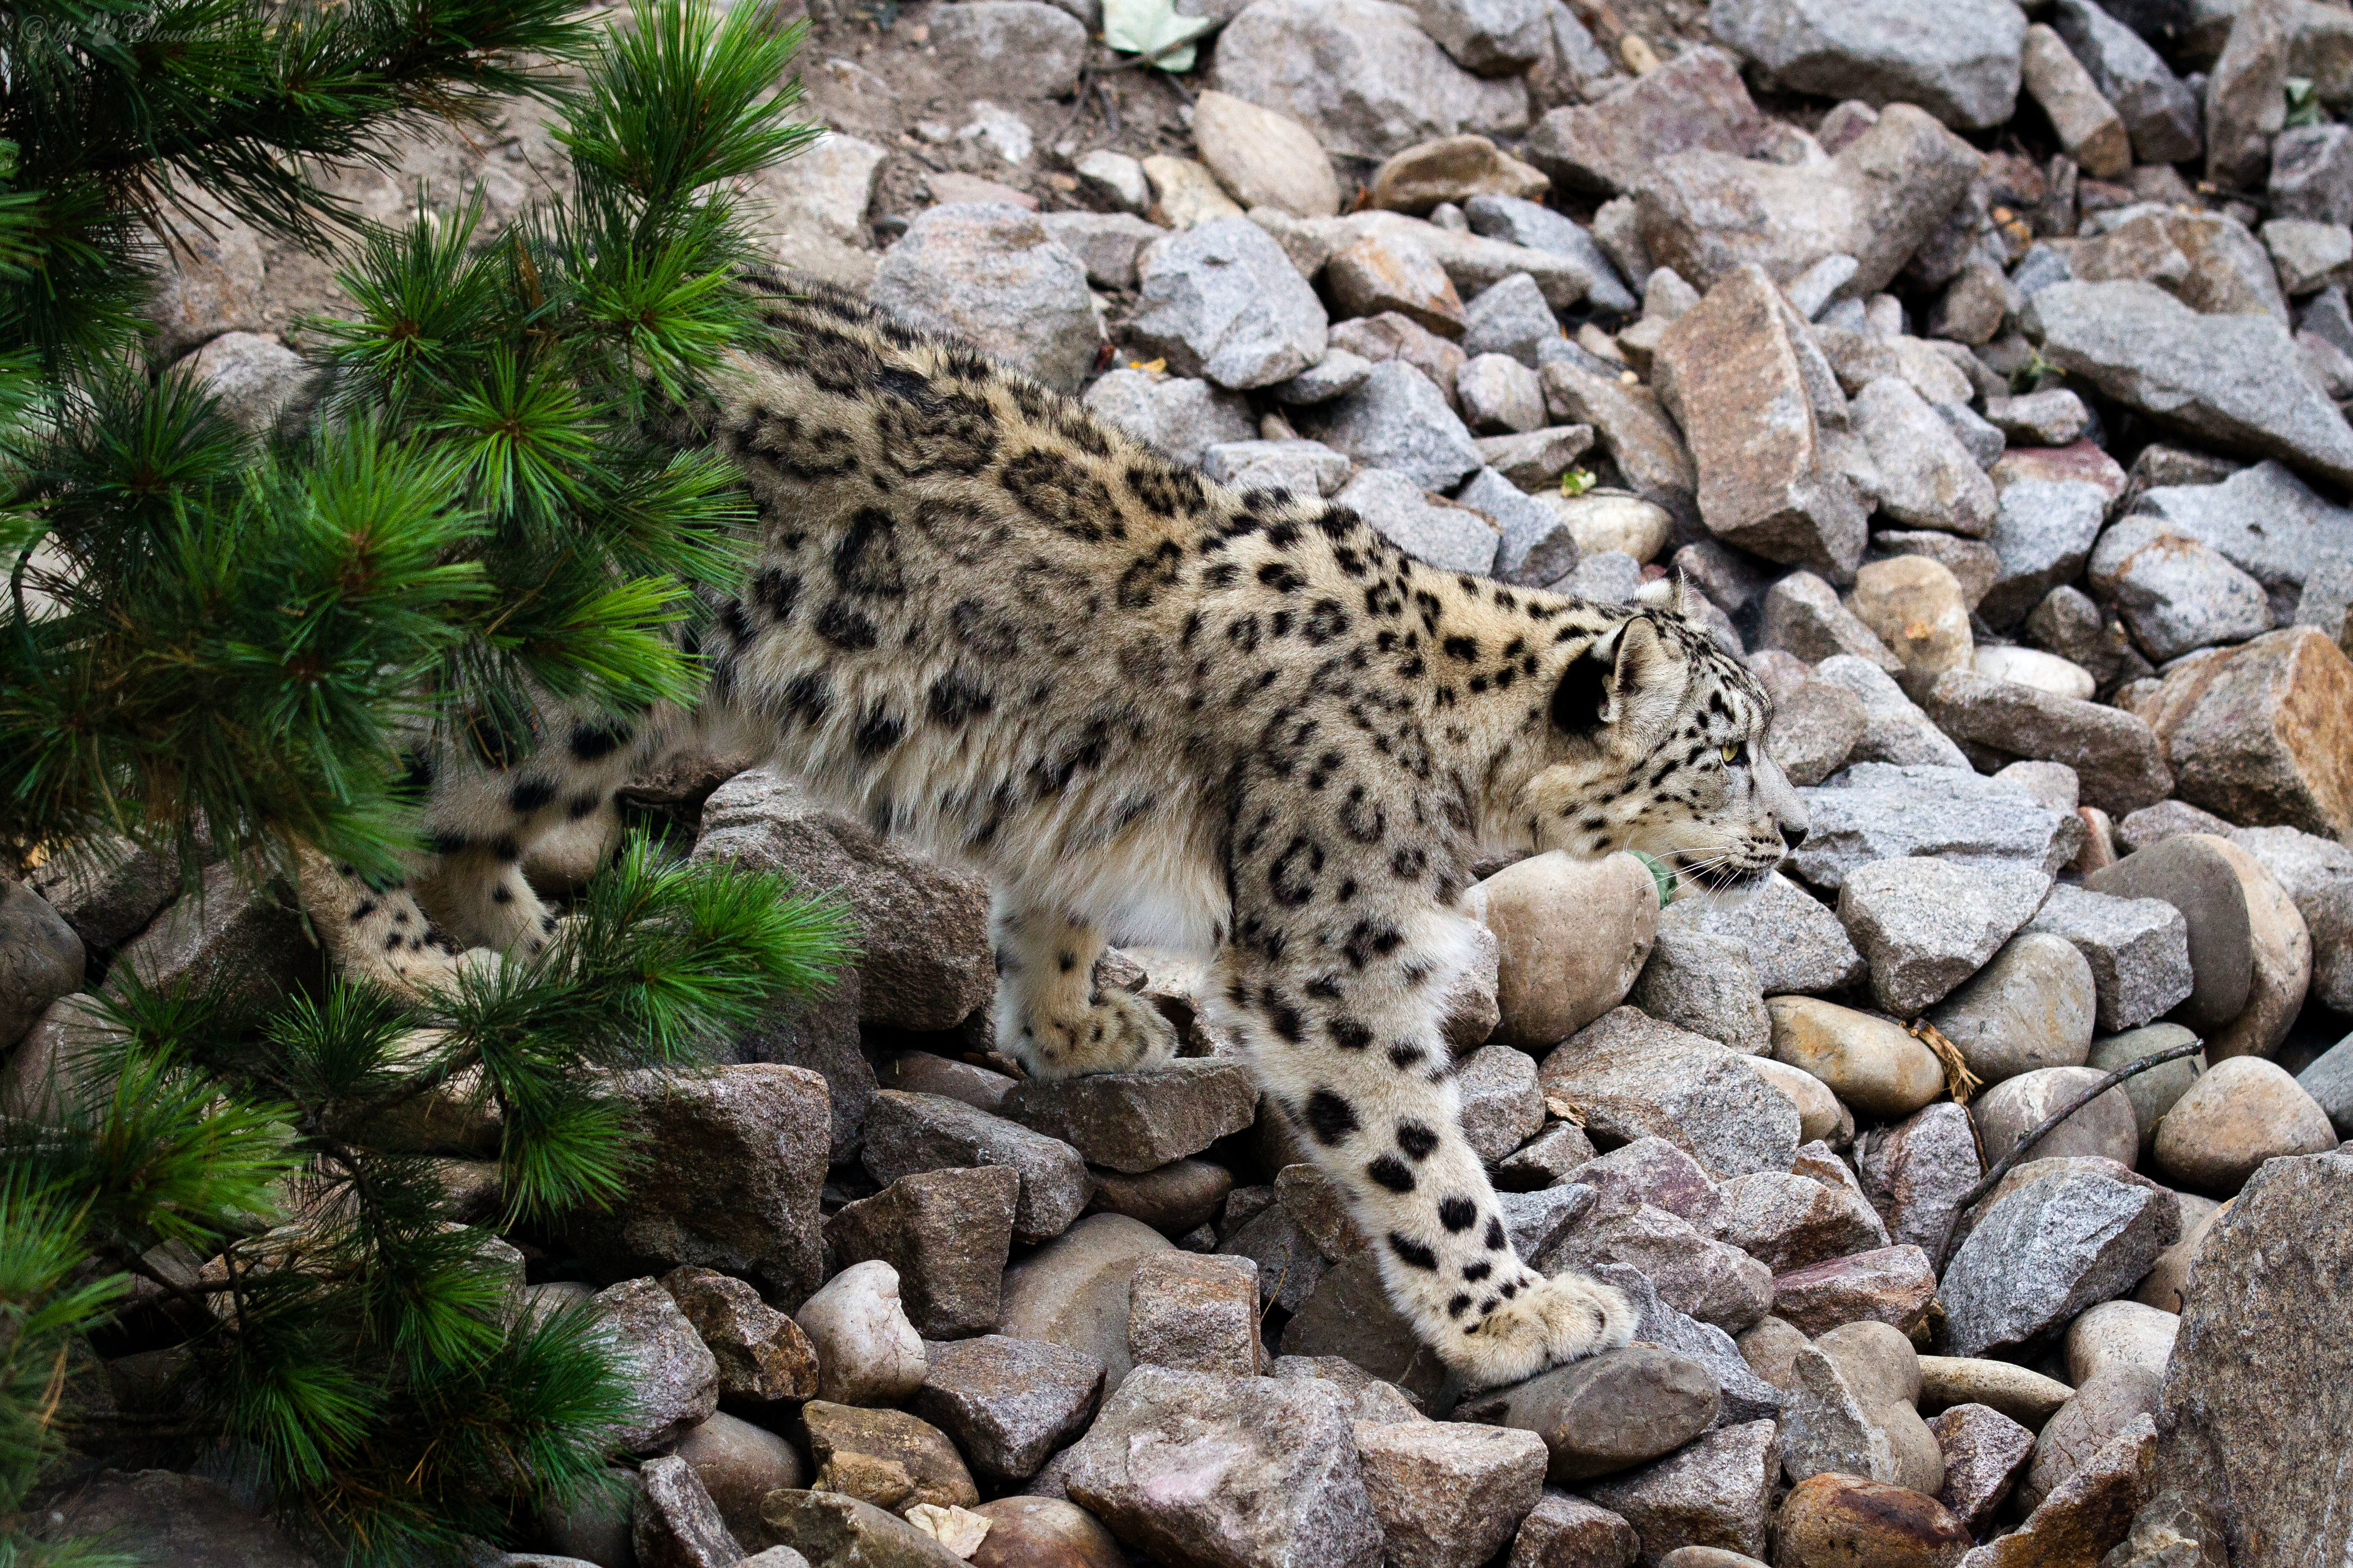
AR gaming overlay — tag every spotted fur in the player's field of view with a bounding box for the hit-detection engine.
[298,279,1811,1390]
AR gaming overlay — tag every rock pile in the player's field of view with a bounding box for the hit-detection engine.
[22,0,2353,1562]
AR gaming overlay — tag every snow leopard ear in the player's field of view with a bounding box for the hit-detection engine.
[1632,568,1691,619]
[1550,615,1683,740]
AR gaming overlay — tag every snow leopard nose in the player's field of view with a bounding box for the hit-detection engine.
[1780,821,1808,851]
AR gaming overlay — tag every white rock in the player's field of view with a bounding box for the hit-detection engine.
[792,1260,929,1406]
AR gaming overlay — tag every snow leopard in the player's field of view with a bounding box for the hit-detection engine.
[298,278,1812,1392]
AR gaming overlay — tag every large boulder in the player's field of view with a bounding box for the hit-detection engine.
[1708,0,2028,129]
[867,204,1101,390]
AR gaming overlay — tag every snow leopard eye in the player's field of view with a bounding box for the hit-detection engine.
[1720,742,1747,766]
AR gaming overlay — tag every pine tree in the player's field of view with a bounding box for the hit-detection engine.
[0,1,842,1561]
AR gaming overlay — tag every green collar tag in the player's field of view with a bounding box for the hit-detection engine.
[1627,849,1676,909]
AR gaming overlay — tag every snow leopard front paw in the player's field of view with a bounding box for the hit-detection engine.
[1450,1270,1639,1391]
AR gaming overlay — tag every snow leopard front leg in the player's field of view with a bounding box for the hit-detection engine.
[991,894,1180,1081]
[1210,825,1635,1391]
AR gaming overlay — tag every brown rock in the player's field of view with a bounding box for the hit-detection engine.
[1193,90,1342,218]
[2019,1366,2162,1514]
[1769,1247,1939,1339]
[1481,851,1660,1049]
[673,1411,804,1548]
[1127,1251,1263,1378]
[2134,627,2353,842]
[1956,1414,2153,1567]
[1510,1490,1641,1567]
[753,1489,965,1567]
[1085,1157,1234,1235]
[1329,230,1467,336]
[2132,1193,2226,1313]
[662,1266,819,1402]
[2151,1056,2336,1194]
[1457,1345,1721,1484]
[1355,1419,1549,1568]
[48,1469,319,1568]
[804,1400,981,1514]
[826,1165,1019,1337]
[1772,1474,1969,1568]
[1583,1419,1779,1565]
[1524,49,1778,196]
[1716,1173,1890,1274]
[1004,1061,1260,1175]
[1930,1403,2036,1532]
[968,1496,1125,1568]
[1372,134,1549,214]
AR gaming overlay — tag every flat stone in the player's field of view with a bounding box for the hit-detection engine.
[1835,858,2053,1017]
[1330,310,1470,400]
[1508,1492,1642,1568]
[793,1260,929,1407]
[2132,626,2353,843]
[1768,1246,1939,1339]
[1086,1157,1234,1236]
[1524,47,1779,197]
[1541,1008,1801,1179]
[1064,1366,1384,1567]
[1546,1203,1774,1332]
[1201,438,1352,498]
[1930,1403,2036,1531]
[1582,1419,1780,1565]
[1005,1062,1257,1175]
[1940,1169,2179,1358]
[827,1167,1019,1339]
[1335,469,1499,574]
[869,203,1100,389]
[1918,1357,2074,1429]
[1145,156,1244,229]
[1661,872,1867,994]
[1475,425,1599,489]
[910,1334,1105,1482]
[1709,0,2026,129]
[2130,460,2353,631]
[662,1266,819,1403]
[1459,1344,1720,1484]
[1762,573,1901,672]
[1354,1419,1550,1567]
[2087,518,2271,662]
[862,1092,1092,1244]
[752,1491,964,1568]
[1372,134,1549,214]
[1984,390,2091,449]
[1922,672,2172,816]
[1563,1138,1725,1235]
[2025,280,2353,488]
[1193,90,1342,219]
[1039,211,1165,290]
[1791,763,2077,892]
[1329,228,1468,336]
[2020,885,2195,1033]
[593,1278,719,1452]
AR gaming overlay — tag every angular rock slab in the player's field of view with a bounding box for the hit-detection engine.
[1941,1169,2179,1358]
[1354,1419,1549,1568]
[1709,0,2027,129]
[1661,872,1866,993]
[2133,626,2353,844]
[1064,1366,1385,1568]
[825,1165,1019,1339]
[1004,1061,1258,1175]
[1582,1418,1780,1565]
[1540,1007,1802,1179]
[1792,763,2077,891]
[862,1091,1092,1244]
[910,1334,1106,1482]
[1835,857,2051,1016]
[1768,1246,1939,1339]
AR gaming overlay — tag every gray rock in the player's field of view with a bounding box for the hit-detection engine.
[2087,517,2272,662]
[1206,0,1530,162]
[1985,389,2092,448]
[1458,1040,1547,1163]
[1335,469,1501,575]
[1929,1403,2034,1533]
[1458,354,1549,434]
[1661,871,1868,993]
[2230,826,2353,1014]
[1276,1249,1447,1403]
[1974,1066,2142,1171]
[1586,1261,1786,1427]
[1982,478,2112,630]
[1456,1345,1722,1483]
[2204,0,2287,190]
[1005,1061,1257,1175]
[1762,573,1899,671]
[22,835,180,952]
[1582,1419,1779,1565]
[752,1491,964,1568]
[869,204,1100,389]
[1809,656,1973,770]
[2265,217,2353,296]
[1546,1202,1774,1333]
[1496,1119,1600,1190]
[1629,926,1771,1056]
[1039,210,1167,290]
[1941,1168,2180,1357]
[1475,424,1598,489]
[1538,358,1698,525]
[1762,678,1869,786]
[2131,459,2353,618]
[1779,1344,1897,1486]
[1922,671,2174,816]
[674,1412,808,1556]
[636,1454,743,1568]
[1307,359,1485,492]
[1836,857,2053,1017]
[2026,280,2353,488]
[1524,47,1779,197]
[593,1277,721,1453]
[1768,1245,1941,1339]
[0,881,82,1052]
[694,767,992,1031]
[1707,0,2027,129]
[48,1470,322,1568]
[1130,217,1329,390]
[568,1066,828,1309]
[1128,1251,1263,1378]
[910,1334,1105,1482]
[928,0,1087,91]
[862,1091,1092,1244]
[1854,377,1999,537]
[182,331,310,435]
[1064,1366,1383,1567]
[1201,438,1351,497]
[1354,1421,1549,1568]
[1505,1491,1642,1568]
[1718,1171,1891,1273]
[1561,1137,1725,1235]
[1084,370,1256,468]
[1538,1007,1801,1180]
[1500,1181,1601,1262]
[1936,400,2009,469]
[1856,1102,1982,1260]
[825,1167,1019,1338]
[1464,193,1640,313]
[2052,0,2202,164]
[1926,932,2098,1087]
[2271,122,2353,227]
[1271,350,1377,406]
[2089,1023,2208,1152]
[1790,762,2078,891]
[117,860,317,1013]
[1462,271,1565,365]
[2022,884,2197,1032]
[1460,465,1579,582]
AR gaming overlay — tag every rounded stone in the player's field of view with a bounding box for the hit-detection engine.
[2064,1300,2179,1385]
[1543,489,1674,564]
[2198,836,2313,1063]
[1191,90,1342,219]
[2017,1364,2163,1512]
[1772,1473,1971,1568]
[967,1496,1125,1568]
[1849,557,1974,698]
[2084,1023,2205,1150]
[2150,1056,2338,1194]
[1926,932,2096,1086]
[791,1259,929,1406]
[2133,1193,2226,1313]
[1748,1056,1845,1144]
[675,1410,805,1545]
[1767,997,1948,1119]
[1971,1066,2139,1169]
[1481,851,1660,1049]
[1975,643,2097,701]
[1455,1344,1721,1483]
[1736,1316,1812,1393]
[1915,1356,2073,1430]
[1662,1551,1772,1568]
[0,880,84,1051]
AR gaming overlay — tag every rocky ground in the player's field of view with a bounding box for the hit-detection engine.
[13,0,2353,1564]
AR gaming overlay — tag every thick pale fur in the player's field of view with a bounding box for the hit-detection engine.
[299,280,1812,1390]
